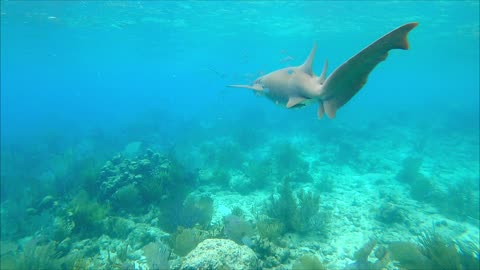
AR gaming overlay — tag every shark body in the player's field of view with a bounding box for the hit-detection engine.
[228,22,418,119]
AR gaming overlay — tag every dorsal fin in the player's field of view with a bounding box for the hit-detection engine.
[299,43,317,76]
[318,59,328,84]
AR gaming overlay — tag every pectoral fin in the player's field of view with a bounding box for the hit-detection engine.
[321,22,418,115]
[286,96,306,108]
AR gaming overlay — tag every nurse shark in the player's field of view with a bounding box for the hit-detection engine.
[228,22,418,119]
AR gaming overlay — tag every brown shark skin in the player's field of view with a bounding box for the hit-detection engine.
[228,22,418,119]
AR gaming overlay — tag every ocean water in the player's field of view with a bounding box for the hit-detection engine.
[0,1,479,269]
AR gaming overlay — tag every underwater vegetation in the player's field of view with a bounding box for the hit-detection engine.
[63,190,110,239]
[442,178,480,222]
[348,231,480,270]
[396,156,480,224]
[0,238,81,270]
[266,179,327,235]
[179,194,214,229]
[396,156,436,202]
[223,212,254,245]
[172,227,210,257]
[271,142,310,180]
[199,140,246,171]
[256,217,285,243]
[142,240,171,270]
[243,158,275,191]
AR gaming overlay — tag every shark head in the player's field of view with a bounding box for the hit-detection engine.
[228,22,418,119]
[229,43,328,109]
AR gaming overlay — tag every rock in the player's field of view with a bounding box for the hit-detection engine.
[180,239,259,270]
[38,195,55,210]
[57,237,72,256]
[123,141,143,159]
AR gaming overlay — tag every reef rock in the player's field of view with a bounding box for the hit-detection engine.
[180,239,259,270]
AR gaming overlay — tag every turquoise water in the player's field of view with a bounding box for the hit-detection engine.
[1,1,479,269]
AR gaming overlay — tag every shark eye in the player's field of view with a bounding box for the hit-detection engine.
[287,69,295,75]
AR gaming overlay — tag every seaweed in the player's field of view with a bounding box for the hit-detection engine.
[457,240,480,270]
[388,231,480,270]
[396,156,424,184]
[396,156,438,202]
[266,179,324,234]
[444,178,480,222]
[172,227,208,256]
[256,217,285,243]
[68,190,109,238]
[293,189,321,233]
[244,158,274,189]
[418,231,462,270]
[180,195,214,229]
[272,142,309,178]
[4,239,78,270]
[266,179,297,232]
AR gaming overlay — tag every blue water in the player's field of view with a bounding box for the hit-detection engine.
[1,1,479,269]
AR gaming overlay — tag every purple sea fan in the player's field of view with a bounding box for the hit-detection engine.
[223,214,254,246]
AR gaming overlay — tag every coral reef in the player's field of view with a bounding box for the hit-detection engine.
[346,239,389,270]
[96,149,197,233]
[97,149,193,210]
[179,238,259,270]
[292,254,326,270]
[376,202,407,224]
